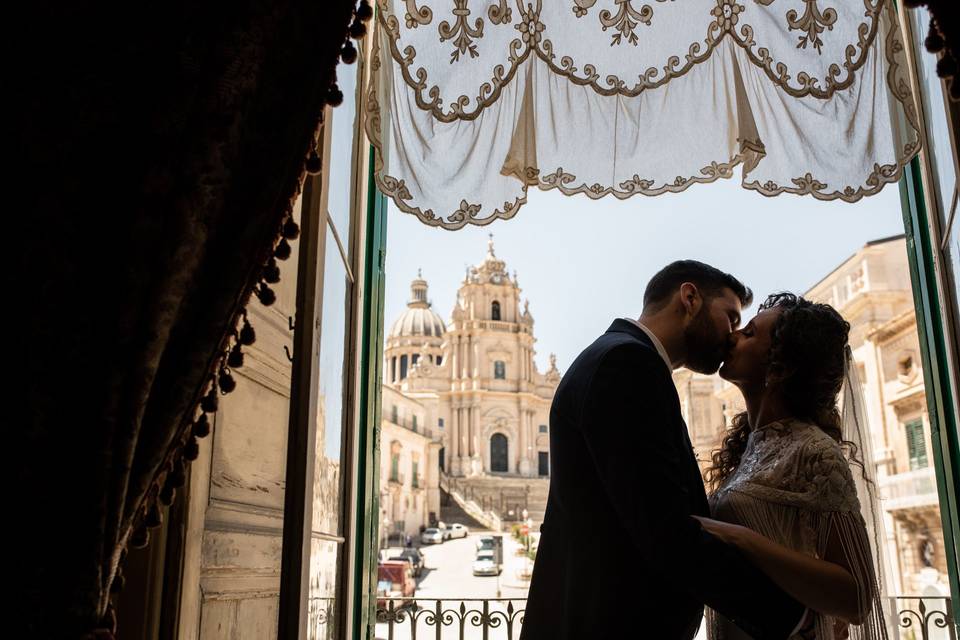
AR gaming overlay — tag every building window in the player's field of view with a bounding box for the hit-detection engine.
[391,406,398,424]
[438,418,444,429]
[436,355,443,366]
[490,433,508,473]
[400,354,408,379]
[491,300,501,320]
[412,353,419,366]
[538,451,550,476]
[538,424,547,433]
[412,461,419,488]
[905,419,928,470]
[391,356,397,382]
[494,361,506,379]
[412,415,418,432]
[390,454,400,482]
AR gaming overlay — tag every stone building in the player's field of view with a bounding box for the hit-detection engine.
[378,385,442,541]
[382,238,560,526]
[805,235,949,597]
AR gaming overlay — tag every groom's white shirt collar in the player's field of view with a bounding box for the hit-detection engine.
[624,318,672,372]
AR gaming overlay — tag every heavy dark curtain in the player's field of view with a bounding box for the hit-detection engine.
[11,1,358,636]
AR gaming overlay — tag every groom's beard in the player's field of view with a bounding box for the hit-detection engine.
[684,309,726,374]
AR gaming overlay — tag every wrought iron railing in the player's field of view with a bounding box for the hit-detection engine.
[373,596,956,639]
[376,598,525,640]
[891,596,955,640]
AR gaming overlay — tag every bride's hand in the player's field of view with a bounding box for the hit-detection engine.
[691,516,755,548]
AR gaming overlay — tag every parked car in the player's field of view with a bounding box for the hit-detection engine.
[379,546,405,562]
[377,561,416,609]
[420,527,444,544]
[472,550,501,576]
[436,522,451,540]
[475,535,495,552]
[447,523,469,539]
[387,548,424,577]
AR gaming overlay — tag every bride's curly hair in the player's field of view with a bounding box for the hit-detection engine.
[705,292,862,492]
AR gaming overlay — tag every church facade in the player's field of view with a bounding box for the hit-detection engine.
[379,240,560,532]
[385,238,560,479]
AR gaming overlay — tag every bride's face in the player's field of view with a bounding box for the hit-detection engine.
[718,307,782,387]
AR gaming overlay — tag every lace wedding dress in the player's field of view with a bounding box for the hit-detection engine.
[707,418,888,640]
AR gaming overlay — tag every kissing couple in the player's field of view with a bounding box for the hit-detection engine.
[522,260,888,640]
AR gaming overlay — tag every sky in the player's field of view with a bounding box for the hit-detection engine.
[383,179,906,375]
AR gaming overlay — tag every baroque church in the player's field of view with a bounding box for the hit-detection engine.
[380,238,560,533]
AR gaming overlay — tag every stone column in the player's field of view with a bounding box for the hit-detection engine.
[470,403,483,475]
[518,406,530,476]
[449,401,460,475]
[472,341,480,379]
[520,410,533,476]
[454,404,461,460]
[452,335,459,380]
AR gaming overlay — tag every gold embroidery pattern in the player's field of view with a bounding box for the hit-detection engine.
[516,2,545,46]
[732,0,881,98]
[403,0,432,28]
[787,0,838,54]
[572,0,595,19]
[439,0,484,63]
[488,0,513,25]
[380,8,530,123]
[365,0,922,229]
[379,0,885,123]
[600,0,653,47]
[711,0,742,31]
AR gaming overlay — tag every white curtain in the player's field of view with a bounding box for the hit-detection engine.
[365,0,921,229]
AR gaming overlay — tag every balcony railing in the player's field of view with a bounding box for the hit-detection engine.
[880,468,939,510]
[376,598,525,640]
[374,597,956,639]
[891,596,955,640]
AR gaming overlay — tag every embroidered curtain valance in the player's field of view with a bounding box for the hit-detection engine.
[365,0,921,229]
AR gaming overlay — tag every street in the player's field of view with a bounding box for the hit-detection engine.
[375,530,710,640]
[375,531,531,640]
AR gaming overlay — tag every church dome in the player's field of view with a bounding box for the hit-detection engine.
[389,273,447,339]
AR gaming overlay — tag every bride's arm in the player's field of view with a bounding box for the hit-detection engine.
[693,516,864,624]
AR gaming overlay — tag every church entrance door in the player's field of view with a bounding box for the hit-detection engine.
[490,434,508,473]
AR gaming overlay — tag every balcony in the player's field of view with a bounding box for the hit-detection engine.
[389,472,406,486]
[376,598,525,640]
[473,320,520,333]
[374,597,955,639]
[880,468,939,511]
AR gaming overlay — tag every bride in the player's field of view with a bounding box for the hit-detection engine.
[694,292,888,640]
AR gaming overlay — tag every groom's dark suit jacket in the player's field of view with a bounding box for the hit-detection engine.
[521,319,803,640]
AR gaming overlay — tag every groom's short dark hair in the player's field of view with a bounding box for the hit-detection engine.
[643,260,752,312]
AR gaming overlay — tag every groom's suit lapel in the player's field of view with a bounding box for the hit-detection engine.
[606,319,710,516]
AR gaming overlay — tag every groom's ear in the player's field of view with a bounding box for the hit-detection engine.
[678,282,702,317]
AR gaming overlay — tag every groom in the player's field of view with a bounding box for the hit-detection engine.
[521,261,805,640]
